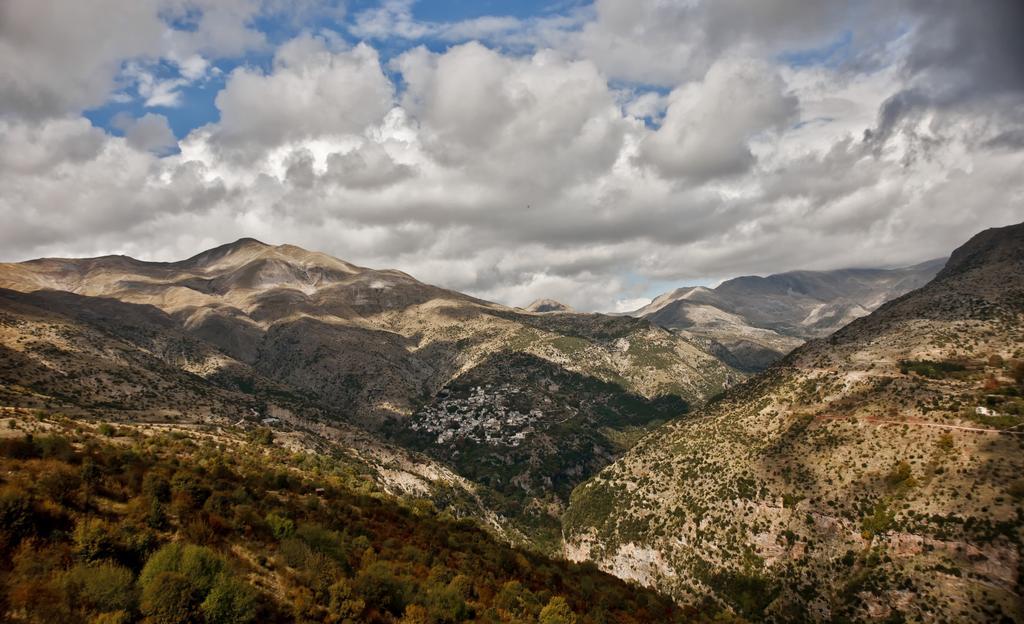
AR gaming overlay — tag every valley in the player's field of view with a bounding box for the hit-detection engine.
[1,224,1021,622]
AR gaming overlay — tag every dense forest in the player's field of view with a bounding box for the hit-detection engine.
[0,416,722,623]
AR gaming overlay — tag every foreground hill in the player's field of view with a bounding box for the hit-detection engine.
[0,413,709,623]
[0,239,739,551]
[565,223,1024,621]
[627,259,944,370]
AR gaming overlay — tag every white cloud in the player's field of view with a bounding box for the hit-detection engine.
[395,42,629,191]
[1,2,1023,313]
[0,0,165,118]
[210,35,395,155]
[638,58,799,181]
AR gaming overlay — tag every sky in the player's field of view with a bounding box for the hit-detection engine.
[1,1,1023,312]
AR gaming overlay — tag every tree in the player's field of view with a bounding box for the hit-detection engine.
[354,561,410,616]
[201,573,259,624]
[539,596,577,624]
[139,543,224,596]
[140,571,202,624]
[327,577,366,622]
[143,472,171,503]
[61,562,138,614]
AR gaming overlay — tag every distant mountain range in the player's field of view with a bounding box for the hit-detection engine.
[0,237,738,550]
[622,259,946,370]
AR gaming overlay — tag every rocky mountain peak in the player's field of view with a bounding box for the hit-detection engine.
[524,298,575,313]
[934,221,1024,282]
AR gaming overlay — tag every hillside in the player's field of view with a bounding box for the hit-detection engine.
[627,259,945,370]
[564,223,1024,621]
[0,412,713,623]
[0,240,740,551]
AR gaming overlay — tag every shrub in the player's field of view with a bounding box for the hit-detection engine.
[61,562,138,613]
[74,518,117,562]
[328,577,366,621]
[36,434,74,461]
[142,472,171,503]
[495,580,540,618]
[140,571,202,624]
[354,561,411,616]
[0,488,36,551]
[885,461,914,487]
[539,596,578,624]
[139,543,224,596]
[90,611,132,624]
[935,433,955,452]
[400,604,431,624]
[424,583,470,623]
[265,511,295,540]
[40,466,82,505]
[200,573,259,624]
[899,360,966,379]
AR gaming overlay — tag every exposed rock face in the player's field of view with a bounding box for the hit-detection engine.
[627,259,946,370]
[564,222,1024,622]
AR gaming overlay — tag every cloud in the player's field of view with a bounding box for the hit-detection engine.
[0,2,1023,313]
[867,0,1024,147]
[0,0,164,118]
[395,42,629,191]
[638,58,799,181]
[210,34,395,155]
[0,0,271,120]
[113,112,178,154]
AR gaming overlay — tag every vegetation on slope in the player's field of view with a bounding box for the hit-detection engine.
[563,223,1024,622]
[0,414,707,623]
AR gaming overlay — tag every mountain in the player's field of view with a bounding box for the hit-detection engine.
[0,238,740,551]
[627,259,946,371]
[563,223,1024,621]
[524,298,575,313]
[0,406,707,623]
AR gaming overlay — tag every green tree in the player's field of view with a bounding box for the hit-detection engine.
[201,573,259,624]
[495,580,540,618]
[354,561,410,616]
[140,571,202,624]
[61,562,138,614]
[139,543,224,596]
[327,577,366,622]
[74,518,117,562]
[265,511,295,540]
[539,596,577,624]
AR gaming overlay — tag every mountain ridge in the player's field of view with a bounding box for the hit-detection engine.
[563,221,1024,621]
[624,258,947,370]
[0,238,740,554]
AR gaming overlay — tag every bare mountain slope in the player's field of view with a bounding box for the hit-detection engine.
[0,238,741,552]
[564,222,1024,621]
[628,259,946,370]
[0,239,737,423]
